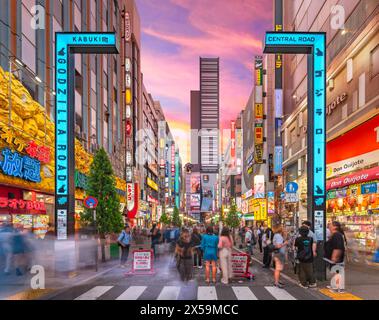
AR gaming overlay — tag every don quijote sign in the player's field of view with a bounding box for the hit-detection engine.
[326,93,347,116]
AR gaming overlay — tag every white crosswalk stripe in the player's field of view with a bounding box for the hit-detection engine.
[197,286,218,300]
[264,286,297,300]
[74,286,113,300]
[157,286,181,300]
[116,286,147,300]
[232,286,258,300]
[71,285,304,301]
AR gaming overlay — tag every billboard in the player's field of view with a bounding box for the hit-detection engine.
[254,175,265,199]
[190,194,201,211]
[190,173,201,193]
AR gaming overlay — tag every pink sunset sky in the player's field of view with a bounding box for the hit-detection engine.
[136,0,273,164]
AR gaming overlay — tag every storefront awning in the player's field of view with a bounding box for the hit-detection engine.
[327,166,379,190]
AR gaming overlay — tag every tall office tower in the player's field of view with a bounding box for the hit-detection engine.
[190,90,201,167]
[200,58,220,173]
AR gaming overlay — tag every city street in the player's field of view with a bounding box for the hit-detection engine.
[0,0,379,307]
[44,251,327,301]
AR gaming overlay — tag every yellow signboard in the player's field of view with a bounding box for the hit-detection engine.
[147,177,158,191]
[255,103,263,119]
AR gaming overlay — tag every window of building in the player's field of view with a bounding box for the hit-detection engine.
[370,45,379,79]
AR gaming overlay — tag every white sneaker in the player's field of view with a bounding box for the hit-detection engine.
[198,266,203,269]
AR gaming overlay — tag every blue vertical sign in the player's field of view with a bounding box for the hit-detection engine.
[55,33,118,239]
[264,32,327,250]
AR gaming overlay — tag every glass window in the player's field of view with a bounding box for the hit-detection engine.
[22,5,36,44]
[370,45,379,79]
[22,36,36,72]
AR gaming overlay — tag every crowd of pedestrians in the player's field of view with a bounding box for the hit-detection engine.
[117,219,349,289]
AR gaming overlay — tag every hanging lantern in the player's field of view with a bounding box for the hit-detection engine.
[330,200,336,209]
[357,195,364,205]
[369,194,377,204]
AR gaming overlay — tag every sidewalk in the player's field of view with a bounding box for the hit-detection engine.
[235,245,378,300]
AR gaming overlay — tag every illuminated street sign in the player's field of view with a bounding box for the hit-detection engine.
[55,32,118,239]
[264,32,326,245]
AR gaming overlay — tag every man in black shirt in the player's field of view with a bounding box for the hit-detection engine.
[324,221,345,265]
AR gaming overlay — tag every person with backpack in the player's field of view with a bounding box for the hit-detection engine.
[117,225,132,268]
[262,225,274,268]
[295,226,317,289]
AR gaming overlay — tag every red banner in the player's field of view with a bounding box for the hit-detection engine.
[327,166,379,190]
[327,114,379,164]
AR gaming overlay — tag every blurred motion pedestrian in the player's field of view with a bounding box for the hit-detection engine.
[257,224,264,253]
[218,227,233,285]
[0,223,14,275]
[201,226,219,284]
[150,224,161,258]
[117,225,132,268]
[191,227,202,268]
[11,226,32,276]
[175,229,194,282]
[262,225,273,268]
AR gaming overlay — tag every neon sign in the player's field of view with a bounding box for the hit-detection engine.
[55,32,118,239]
[264,31,326,241]
[0,148,41,183]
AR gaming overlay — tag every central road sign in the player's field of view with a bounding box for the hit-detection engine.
[264,32,327,279]
[84,196,98,209]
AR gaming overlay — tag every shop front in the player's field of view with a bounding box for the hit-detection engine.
[246,197,268,227]
[0,186,53,238]
[326,114,379,265]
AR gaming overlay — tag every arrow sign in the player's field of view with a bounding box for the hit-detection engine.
[84,196,98,209]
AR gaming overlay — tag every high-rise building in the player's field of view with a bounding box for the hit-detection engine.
[200,57,220,173]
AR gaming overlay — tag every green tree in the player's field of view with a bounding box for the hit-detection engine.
[225,203,241,242]
[160,211,171,225]
[82,148,124,262]
[171,206,182,227]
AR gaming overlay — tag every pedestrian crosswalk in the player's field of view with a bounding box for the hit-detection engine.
[65,284,306,301]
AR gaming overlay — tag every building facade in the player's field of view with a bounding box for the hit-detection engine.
[281,0,379,264]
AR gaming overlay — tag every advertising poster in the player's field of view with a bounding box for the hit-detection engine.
[254,175,265,198]
[231,254,249,276]
[314,211,324,241]
[190,173,201,193]
[190,194,201,211]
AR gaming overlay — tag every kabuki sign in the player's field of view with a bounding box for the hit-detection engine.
[55,33,118,239]
[264,32,327,244]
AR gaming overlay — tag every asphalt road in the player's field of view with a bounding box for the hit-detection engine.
[45,252,328,301]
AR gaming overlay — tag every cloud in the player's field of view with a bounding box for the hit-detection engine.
[137,0,272,163]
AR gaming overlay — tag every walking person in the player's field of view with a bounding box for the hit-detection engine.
[176,229,194,282]
[191,227,202,268]
[295,226,317,288]
[201,226,219,284]
[218,227,233,285]
[324,221,346,266]
[272,225,288,288]
[245,226,256,257]
[118,225,132,268]
[150,224,161,258]
[257,224,264,253]
[262,225,273,268]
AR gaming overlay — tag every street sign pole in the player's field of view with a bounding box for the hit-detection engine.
[264,32,327,280]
